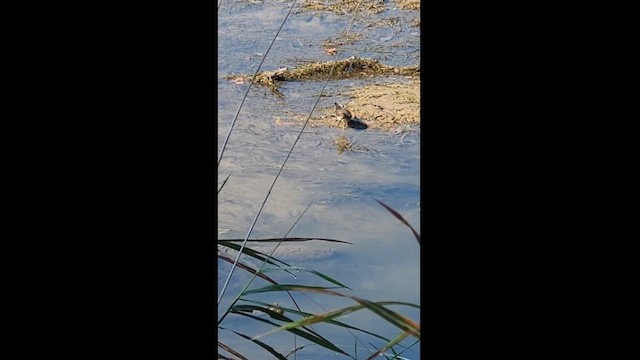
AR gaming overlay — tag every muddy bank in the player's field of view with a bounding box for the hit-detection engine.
[227,57,420,132]
[310,79,420,131]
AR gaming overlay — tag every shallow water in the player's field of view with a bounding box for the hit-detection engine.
[218,1,420,358]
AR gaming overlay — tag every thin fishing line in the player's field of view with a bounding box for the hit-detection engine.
[217,0,299,168]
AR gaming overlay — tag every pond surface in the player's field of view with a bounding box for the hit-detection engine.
[218,1,420,359]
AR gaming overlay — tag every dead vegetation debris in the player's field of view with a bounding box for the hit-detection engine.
[300,0,387,15]
[308,79,420,131]
[322,31,365,56]
[334,135,372,154]
[334,135,352,154]
[395,0,420,10]
[322,31,365,53]
[225,57,419,97]
[365,17,401,28]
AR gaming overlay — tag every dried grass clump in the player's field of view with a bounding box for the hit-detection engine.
[300,0,387,15]
[395,0,420,11]
[225,58,419,97]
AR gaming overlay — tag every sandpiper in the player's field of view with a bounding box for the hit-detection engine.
[334,102,352,128]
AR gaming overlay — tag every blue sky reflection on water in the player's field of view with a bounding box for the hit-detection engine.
[218,2,420,359]
[218,153,421,359]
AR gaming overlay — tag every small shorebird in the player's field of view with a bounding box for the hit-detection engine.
[334,102,352,128]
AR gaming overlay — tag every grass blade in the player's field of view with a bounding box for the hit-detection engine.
[365,331,410,360]
[243,285,420,339]
[218,340,249,360]
[218,241,292,268]
[220,327,288,360]
[218,237,354,245]
[217,252,278,284]
[284,344,309,358]
[389,339,420,360]
[231,304,292,321]
[260,266,351,289]
[218,173,231,195]
[227,311,351,357]
[230,305,334,345]
[357,299,420,338]
[355,338,358,359]
[254,303,370,338]
[250,301,417,346]
[241,284,344,296]
[374,199,421,245]
[238,299,402,346]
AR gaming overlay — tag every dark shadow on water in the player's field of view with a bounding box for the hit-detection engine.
[347,117,368,130]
